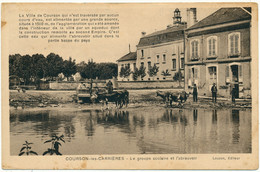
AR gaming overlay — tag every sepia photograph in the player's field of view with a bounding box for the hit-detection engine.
[2,2,258,169]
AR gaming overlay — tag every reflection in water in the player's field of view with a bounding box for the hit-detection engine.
[193,109,198,125]
[10,108,251,155]
[212,110,217,124]
[85,110,95,137]
[210,109,218,145]
[179,110,188,127]
[231,109,240,144]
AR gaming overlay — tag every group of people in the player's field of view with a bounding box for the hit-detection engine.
[192,83,237,103]
[77,80,114,95]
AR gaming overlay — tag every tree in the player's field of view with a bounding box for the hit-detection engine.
[132,68,139,81]
[82,59,97,79]
[31,54,46,82]
[95,63,118,80]
[138,65,146,80]
[9,54,22,77]
[173,71,184,87]
[62,57,77,80]
[161,69,171,76]
[19,55,32,84]
[45,53,64,80]
[119,65,131,80]
[147,64,159,80]
[76,61,87,79]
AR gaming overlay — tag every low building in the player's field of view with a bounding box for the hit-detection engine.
[185,7,251,98]
[117,51,137,81]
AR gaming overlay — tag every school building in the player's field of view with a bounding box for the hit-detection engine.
[185,7,252,98]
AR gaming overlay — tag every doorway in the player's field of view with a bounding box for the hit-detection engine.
[231,65,239,98]
[208,66,217,91]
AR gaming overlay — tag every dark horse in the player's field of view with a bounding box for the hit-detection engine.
[156,90,189,107]
[98,89,129,108]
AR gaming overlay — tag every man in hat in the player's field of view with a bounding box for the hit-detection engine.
[211,83,217,103]
[193,84,198,102]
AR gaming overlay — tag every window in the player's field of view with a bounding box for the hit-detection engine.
[228,32,240,56]
[181,58,184,69]
[141,50,144,57]
[163,54,166,62]
[191,40,199,59]
[133,63,136,70]
[207,36,217,57]
[156,55,160,63]
[121,64,124,68]
[208,67,217,80]
[141,62,144,67]
[172,59,176,70]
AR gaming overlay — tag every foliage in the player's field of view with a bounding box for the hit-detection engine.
[119,65,131,79]
[132,68,139,81]
[62,57,77,79]
[147,64,159,77]
[9,53,118,85]
[161,69,171,76]
[173,71,183,81]
[138,65,146,79]
[45,53,64,80]
[43,134,65,156]
[95,63,118,80]
[19,141,38,156]
[81,59,97,79]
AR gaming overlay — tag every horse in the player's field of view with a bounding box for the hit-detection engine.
[98,90,129,108]
[156,90,189,107]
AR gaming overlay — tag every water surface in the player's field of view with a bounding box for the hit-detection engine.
[10,107,251,155]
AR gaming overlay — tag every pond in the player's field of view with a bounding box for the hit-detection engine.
[10,107,251,155]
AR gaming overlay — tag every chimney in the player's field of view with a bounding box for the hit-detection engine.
[187,8,197,28]
[141,31,146,37]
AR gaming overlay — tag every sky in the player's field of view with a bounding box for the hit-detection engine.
[5,4,219,63]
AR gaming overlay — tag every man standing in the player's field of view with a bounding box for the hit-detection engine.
[211,83,217,103]
[193,84,198,102]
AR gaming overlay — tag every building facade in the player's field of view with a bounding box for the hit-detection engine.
[117,9,190,83]
[117,52,137,81]
[185,8,251,98]
[135,9,188,82]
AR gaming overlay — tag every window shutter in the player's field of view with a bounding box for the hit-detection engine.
[188,68,191,78]
[239,65,242,77]
[213,39,216,55]
[208,39,211,56]
[226,66,229,77]
[230,36,234,54]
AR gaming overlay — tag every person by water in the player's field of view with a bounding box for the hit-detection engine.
[193,84,198,102]
[211,83,217,103]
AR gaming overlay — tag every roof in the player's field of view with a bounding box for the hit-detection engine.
[137,24,186,47]
[187,7,251,30]
[117,52,137,62]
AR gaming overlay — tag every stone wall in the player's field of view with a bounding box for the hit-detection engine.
[118,80,184,89]
[49,81,106,90]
